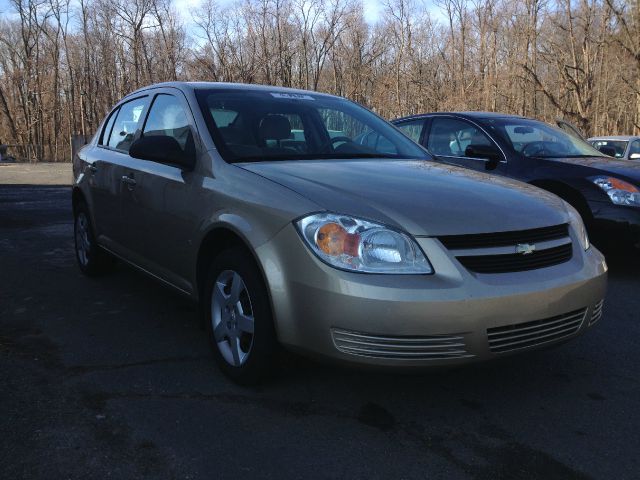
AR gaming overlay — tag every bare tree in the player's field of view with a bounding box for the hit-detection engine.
[0,0,637,161]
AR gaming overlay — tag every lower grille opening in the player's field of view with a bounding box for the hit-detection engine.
[487,308,587,353]
[331,328,473,360]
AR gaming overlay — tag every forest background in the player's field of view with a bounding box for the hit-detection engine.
[0,0,637,162]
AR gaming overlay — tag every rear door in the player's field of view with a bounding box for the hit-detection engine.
[424,116,507,173]
[88,95,150,252]
[118,90,200,292]
[86,107,120,242]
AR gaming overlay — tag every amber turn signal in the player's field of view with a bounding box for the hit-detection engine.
[316,223,360,257]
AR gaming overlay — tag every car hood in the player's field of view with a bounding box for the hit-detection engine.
[238,159,569,236]
[551,156,640,183]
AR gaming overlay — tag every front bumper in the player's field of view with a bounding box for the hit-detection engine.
[589,199,640,237]
[256,224,608,367]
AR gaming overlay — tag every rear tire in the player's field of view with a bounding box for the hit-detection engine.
[203,247,277,385]
[73,202,114,276]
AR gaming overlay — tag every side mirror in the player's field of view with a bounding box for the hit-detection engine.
[630,153,640,160]
[597,145,617,158]
[129,135,195,170]
[465,144,501,170]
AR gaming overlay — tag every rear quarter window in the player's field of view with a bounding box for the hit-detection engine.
[99,108,119,146]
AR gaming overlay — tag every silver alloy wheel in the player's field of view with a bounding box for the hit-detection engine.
[75,212,91,266]
[211,270,255,366]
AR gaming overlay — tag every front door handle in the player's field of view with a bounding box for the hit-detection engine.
[88,164,98,173]
[121,175,136,188]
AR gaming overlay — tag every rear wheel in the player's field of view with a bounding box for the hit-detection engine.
[204,247,277,384]
[74,202,113,276]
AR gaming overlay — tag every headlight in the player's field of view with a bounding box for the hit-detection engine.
[295,213,433,274]
[566,204,589,250]
[591,176,640,207]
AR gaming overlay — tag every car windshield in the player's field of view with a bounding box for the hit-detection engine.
[589,140,628,158]
[195,89,428,163]
[485,118,607,158]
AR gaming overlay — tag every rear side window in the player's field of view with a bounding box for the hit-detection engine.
[107,96,149,152]
[142,94,194,154]
[396,119,424,144]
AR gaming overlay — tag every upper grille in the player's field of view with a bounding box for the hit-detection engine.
[456,243,573,274]
[487,308,587,353]
[331,328,473,360]
[439,224,569,250]
[590,300,604,326]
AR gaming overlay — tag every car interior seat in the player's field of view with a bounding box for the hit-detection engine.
[259,115,293,152]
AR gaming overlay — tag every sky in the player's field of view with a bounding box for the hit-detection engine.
[0,0,443,28]
[170,0,443,25]
[170,0,416,25]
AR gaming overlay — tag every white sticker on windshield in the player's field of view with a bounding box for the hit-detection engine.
[270,92,315,100]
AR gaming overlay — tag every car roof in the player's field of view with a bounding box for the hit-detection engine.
[126,81,340,100]
[393,112,528,122]
[587,135,639,141]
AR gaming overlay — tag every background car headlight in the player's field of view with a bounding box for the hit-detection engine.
[296,213,433,274]
[566,204,590,250]
[591,176,640,207]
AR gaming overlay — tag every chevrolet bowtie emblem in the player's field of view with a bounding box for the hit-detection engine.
[516,243,536,255]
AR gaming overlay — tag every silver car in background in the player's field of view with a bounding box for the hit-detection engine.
[589,136,640,160]
[72,82,607,383]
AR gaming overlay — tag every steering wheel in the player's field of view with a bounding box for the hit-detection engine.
[522,141,551,157]
[330,136,353,146]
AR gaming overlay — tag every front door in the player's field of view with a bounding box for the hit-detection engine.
[119,91,200,293]
[425,116,506,174]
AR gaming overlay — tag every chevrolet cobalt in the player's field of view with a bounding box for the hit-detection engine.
[72,83,607,383]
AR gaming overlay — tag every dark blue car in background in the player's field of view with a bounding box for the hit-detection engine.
[390,112,640,247]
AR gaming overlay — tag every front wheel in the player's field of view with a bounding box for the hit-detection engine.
[203,247,278,384]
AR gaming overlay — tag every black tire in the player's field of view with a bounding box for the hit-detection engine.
[203,247,277,385]
[73,202,114,276]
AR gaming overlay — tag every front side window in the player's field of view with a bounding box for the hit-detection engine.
[107,96,149,152]
[195,89,428,163]
[395,119,425,144]
[142,94,194,153]
[427,118,493,157]
[486,118,606,159]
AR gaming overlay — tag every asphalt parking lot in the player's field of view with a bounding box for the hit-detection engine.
[1,184,639,479]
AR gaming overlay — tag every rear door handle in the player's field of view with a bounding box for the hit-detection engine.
[121,175,136,187]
